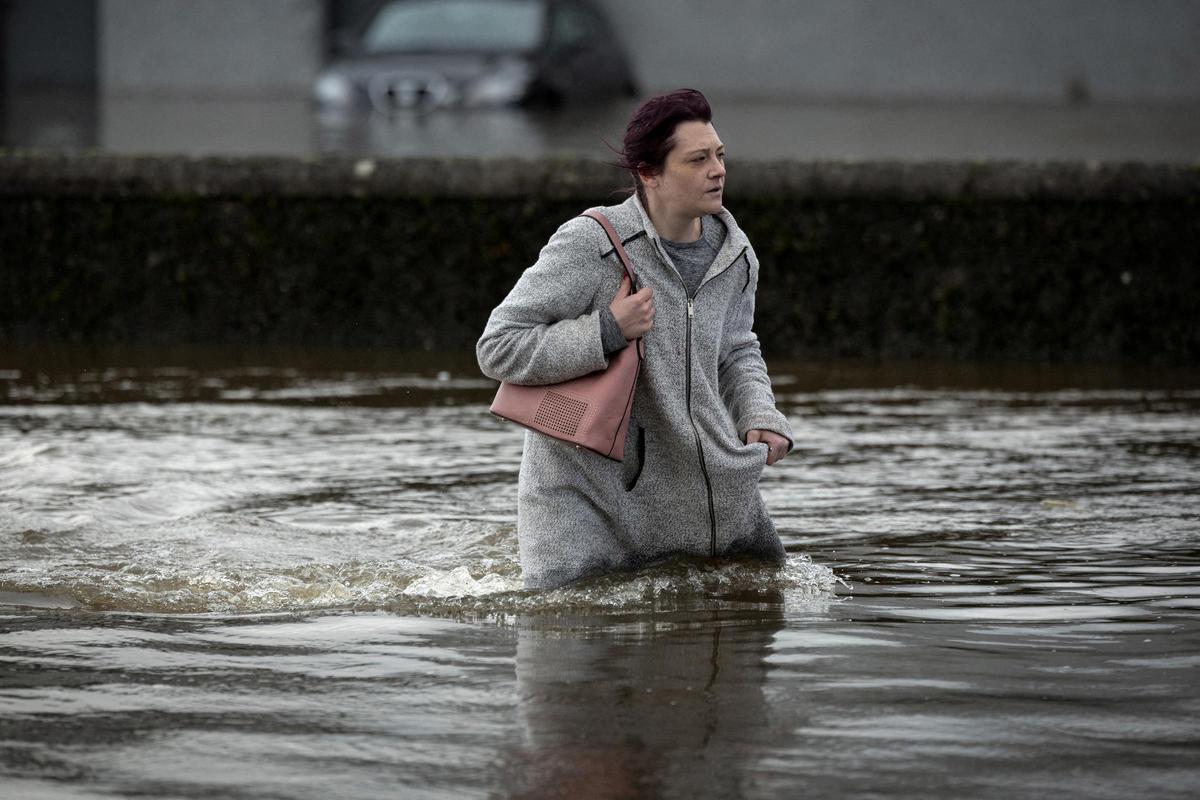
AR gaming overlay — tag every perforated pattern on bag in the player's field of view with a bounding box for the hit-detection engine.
[533,391,588,437]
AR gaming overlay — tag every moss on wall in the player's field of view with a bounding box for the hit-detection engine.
[1,154,1196,363]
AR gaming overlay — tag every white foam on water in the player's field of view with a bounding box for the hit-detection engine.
[0,443,59,469]
[402,565,523,597]
[398,553,843,615]
[0,551,840,616]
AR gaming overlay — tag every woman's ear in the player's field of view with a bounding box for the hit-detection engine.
[638,168,658,189]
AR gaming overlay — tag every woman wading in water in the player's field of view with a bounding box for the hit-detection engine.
[478,89,793,589]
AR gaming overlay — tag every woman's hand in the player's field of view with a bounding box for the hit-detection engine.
[609,274,655,340]
[746,429,789,465]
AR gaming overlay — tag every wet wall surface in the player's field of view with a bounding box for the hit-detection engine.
[3,156,1198,363]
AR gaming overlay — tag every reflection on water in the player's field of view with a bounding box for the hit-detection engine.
[316,100,638,159]
[101,96,317,157]
[7,92,1200,161]
[509,604,785,799]
[1,346,1198,798]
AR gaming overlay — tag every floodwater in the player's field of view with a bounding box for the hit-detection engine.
[9,91,1200,162]
[2,346,1198,799]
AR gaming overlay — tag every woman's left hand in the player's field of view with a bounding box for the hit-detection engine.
[745,429,790,466]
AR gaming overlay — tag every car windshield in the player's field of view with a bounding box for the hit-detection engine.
[362,0,545,53]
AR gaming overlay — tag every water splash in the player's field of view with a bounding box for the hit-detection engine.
[395,553,842,616]
[402,565,523,597]
[0,553,839,616]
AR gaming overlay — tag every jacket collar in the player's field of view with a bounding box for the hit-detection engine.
[601,193,749,265]
[600,194,750,287]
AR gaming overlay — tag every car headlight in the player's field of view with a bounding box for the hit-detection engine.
[464,60,534,107]
[314,73,354,107]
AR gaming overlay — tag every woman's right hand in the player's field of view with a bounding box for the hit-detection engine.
[609,274,655,340]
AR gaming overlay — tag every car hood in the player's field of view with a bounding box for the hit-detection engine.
[323,51,533,86]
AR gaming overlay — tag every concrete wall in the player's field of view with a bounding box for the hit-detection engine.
[98,0,324,95]
[597,0,1200,103]
[95,0,324,155]
[3,154,1197,364]
[91,0,1200,103]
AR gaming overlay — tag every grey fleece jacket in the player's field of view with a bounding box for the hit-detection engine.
[477,193,794,589]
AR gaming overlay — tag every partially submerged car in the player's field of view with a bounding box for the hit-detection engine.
[313,0,638,114]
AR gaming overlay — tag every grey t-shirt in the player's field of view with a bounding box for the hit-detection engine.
[600,215,727,355]
[661,214,727,298]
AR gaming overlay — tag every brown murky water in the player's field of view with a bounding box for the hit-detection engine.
[2,346,1198,798]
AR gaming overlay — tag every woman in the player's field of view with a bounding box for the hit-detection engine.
[478,89,793,589]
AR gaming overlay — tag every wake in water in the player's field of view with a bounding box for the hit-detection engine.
[0,392,840,616]
[399,551,842,614]
[0,515,840,616]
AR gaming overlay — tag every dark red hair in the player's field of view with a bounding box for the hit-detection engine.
[613,88,712,198]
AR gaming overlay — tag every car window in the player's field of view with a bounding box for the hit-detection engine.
[363,0,545,53]
[549,1,598,50]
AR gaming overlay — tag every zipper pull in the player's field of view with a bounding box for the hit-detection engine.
[687,299,694,319]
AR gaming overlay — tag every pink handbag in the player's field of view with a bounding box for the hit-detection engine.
[489,210,644,461]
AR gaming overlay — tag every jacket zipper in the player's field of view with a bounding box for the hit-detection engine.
[679,244,749,557]
[685,297,718,556]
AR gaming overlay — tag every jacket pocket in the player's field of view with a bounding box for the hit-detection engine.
[623,425,646,492]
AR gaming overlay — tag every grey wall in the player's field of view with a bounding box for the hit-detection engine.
[597,0,1200,103]
[98,0,324,95]
[93,0,1200,103]
[95,0,324,155]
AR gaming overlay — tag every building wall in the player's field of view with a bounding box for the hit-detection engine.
[2,0,96,90]
[92,0,1200,103]
[98,0,325,95]
[0,0,97,150]
[596,0,1200,103]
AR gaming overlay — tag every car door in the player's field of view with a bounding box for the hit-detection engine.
[544,0,632,100]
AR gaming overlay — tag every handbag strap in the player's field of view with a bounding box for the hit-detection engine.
[580,210,639,289]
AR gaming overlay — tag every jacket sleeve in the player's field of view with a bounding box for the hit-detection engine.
[718,247,795,449]
[477,216,611,385]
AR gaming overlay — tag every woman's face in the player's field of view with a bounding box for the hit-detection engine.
[643,120,726,221]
